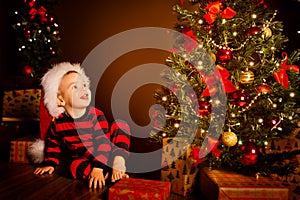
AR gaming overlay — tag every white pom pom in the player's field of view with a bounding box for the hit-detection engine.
[27,139,45,164]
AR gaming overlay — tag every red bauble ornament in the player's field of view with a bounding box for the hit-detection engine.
[240,141,261,166]
[255,84,271,95]
[244,26,260,38]
[22,65,34,75]
[230,90,251,108]
[216,48,233,63]
[198,100,211,117]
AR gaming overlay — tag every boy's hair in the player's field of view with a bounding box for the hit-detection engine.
[41,62,90,118]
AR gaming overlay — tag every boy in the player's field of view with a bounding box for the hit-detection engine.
[33,62,130,189]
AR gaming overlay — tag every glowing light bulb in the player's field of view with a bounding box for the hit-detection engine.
[290,92,295,98]
[251,14,257,19]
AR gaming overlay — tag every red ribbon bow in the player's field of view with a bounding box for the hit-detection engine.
[205,137,222,158]
[191,147,205,166]
[273,52,299,89]
[168,27,198,53]
[203,1,236,24]
[254,0,267,8]
[29,6,47,23]
[191,137,222,167]
[182,27,198,53]
[202,64,236,96]
[24,0,35,8]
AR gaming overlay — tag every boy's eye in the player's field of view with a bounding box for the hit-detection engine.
[73,85,78,89]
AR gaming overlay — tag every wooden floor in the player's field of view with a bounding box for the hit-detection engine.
[0,161,201,200]
[0,162,109,200]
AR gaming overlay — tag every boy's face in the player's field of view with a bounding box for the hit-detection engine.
[57,72,91,111]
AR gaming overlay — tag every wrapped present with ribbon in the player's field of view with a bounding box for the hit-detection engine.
[161,138,201,196]
[199,167,289,200]
[2,89,41,122]
[9,136,36,163]
[108,178,171,200]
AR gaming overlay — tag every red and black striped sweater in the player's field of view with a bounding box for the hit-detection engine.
[42,106,131,170]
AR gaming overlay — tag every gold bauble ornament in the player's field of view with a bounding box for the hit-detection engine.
[239,70,254,84]
[262,27,272,40]
[210,53,216,62]
[221,131,238,147]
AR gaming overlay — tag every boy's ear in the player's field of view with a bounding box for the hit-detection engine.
[57,95,65,107]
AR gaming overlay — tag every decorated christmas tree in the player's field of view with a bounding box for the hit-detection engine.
[11,0,61,78]
[152,0,300,176]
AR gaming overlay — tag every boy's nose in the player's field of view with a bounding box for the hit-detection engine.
[81,86,90,93]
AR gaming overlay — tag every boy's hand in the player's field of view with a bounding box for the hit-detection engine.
[34,166,55,175]
[89,167,108,189]
[111,156,129,182]
[111,169,129,182]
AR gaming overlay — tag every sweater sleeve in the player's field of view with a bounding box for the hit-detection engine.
[110,120,131,160]
[91,110,112,169]
[42,121,61,168]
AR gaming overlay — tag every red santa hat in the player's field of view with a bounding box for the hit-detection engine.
[28,62,90,163]
[41,62,90,118]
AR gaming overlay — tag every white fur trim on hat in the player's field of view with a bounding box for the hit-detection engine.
[41,62,90,118]
[27,139,45,164]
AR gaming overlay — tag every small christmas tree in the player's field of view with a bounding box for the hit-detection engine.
[152,0,300,176]
[11,0,61,78]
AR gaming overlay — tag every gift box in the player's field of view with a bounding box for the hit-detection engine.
[2,89,41,121]
[199,167,289,200]
[161,138,199,196]
[266,127,300,200]
[108,178,171,200]
[9,136,35,163]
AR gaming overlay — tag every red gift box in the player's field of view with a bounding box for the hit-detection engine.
[199,167,289,200]
[108,178,171,200]
[9,137,35,163]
